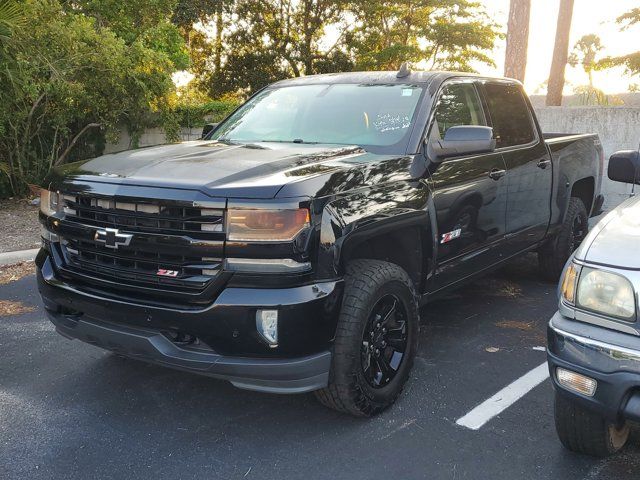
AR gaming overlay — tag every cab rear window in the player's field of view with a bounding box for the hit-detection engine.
[483,83,536,148]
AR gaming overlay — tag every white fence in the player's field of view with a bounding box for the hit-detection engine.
[105,107,640,211]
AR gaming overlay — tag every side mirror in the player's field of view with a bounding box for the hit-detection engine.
[201,123,219,139]
[608,150,640,185]
[430,126,496,160]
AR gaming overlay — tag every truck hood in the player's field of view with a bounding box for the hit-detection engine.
[575,195,640,269]
[51,141,407,199]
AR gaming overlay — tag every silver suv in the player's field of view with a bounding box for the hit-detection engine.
[548,149,640,457]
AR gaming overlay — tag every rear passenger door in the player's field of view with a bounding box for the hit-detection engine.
[427,81,509,291]
[479,81,553,255]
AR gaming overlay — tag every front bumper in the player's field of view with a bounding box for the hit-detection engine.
[37,251,341,394]
[547,312,640,423]
[47,309,331,393]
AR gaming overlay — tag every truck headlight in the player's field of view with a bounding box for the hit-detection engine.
[576,267,636,321]
[226,208,310,242]
[40,190,60,216]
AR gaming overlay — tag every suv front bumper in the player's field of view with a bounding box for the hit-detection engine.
[37,251,340,394]
[547,312,640,423]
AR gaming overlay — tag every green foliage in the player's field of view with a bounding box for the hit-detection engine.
[349,1,501,72]
[0,0,186,197]
[569,34,603,88]
[598,8,640,78]
[173,99,239,128]
[0,0,24,42]
[196,0,500,97]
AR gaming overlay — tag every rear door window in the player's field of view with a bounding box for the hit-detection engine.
[483,83,536,148]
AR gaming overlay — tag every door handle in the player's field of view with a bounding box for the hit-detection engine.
[537,159,551,169]
[488,168,506,181]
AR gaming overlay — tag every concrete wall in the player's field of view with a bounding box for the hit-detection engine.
[103,108,640,211]
[103,127,201,154]
[534,107,640,211]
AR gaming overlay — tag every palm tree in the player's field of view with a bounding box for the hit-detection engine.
[0,0,23,44]
[546,0,575,106]
[569,34,603,88]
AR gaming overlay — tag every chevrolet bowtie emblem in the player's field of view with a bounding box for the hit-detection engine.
[94,228,133,249]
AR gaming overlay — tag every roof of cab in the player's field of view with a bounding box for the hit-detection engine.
[269,70,510,88]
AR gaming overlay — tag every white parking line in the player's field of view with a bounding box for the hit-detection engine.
[456,362,550,430]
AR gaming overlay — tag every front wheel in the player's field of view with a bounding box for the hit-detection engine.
[538,197,588,281]
[554,392,629,457]
[314,260,419,417]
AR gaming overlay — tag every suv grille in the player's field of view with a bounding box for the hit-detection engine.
[54,194,226,303]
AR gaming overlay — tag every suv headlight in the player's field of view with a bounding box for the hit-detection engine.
[40,189,60,216]
[576,267,636,321]
[560,263,579,304]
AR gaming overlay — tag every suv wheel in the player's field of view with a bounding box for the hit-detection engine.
[554,391,630,457]
[538,197,588,281]
[315,259,419,417]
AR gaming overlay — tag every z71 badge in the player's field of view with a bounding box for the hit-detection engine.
[440,228,462,244]
[157,269,179,278]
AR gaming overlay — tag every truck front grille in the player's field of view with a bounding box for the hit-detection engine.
[54,194,226,304]
[62,194,224,236]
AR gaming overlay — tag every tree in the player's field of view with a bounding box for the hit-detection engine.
[546,0,575,106]
[568,34,603,88]
[598,8,640,78]
[194,0,501,98]
[200,0,352,97]
[504,0,531,82]
[0,0,184,196]
[349,0,501,72]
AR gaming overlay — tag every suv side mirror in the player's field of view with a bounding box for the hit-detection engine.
[201,123,219,139]
[430,126,496,161]
[608,150,640,185]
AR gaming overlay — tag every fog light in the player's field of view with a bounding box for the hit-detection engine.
[256,309,278,347]
[557,368,597,397]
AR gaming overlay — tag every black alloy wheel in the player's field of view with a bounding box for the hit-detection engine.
[361,294,408,388]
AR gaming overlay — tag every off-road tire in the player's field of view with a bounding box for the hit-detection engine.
[554,392,629,457]
[538,197,588,281]
[315,260,419,417]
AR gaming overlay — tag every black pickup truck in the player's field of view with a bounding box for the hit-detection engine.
[37,70,604,416]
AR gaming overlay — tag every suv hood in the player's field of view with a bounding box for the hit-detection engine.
[575,195,640,269]
[52,141,402,199]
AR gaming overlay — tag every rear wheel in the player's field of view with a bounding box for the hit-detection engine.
[554,392,629,457]
[315,260,419,417]
[538,197,588,281]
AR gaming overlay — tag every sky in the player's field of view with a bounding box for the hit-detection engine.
[477,0,639,94]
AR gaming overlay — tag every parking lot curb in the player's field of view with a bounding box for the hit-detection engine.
[0,248,39,266]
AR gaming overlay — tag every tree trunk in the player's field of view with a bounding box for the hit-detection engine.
[55,123,100,167]
[546,0,575,106]
[213,1,223,75]
[504,0,531,82]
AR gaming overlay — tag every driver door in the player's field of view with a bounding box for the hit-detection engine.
[426,81,509,291]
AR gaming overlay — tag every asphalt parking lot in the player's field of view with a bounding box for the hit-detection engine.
[1,255,639,480]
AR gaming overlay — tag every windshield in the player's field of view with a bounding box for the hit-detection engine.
[211,84,424,153]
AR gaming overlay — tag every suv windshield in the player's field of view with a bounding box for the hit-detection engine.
[211,84,424,153]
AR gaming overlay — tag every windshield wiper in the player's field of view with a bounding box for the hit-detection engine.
[260,139,320,145]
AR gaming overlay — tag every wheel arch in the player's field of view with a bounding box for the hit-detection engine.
[570,176,595,216]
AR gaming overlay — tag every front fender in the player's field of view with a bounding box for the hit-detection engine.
[316,180,436,291]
